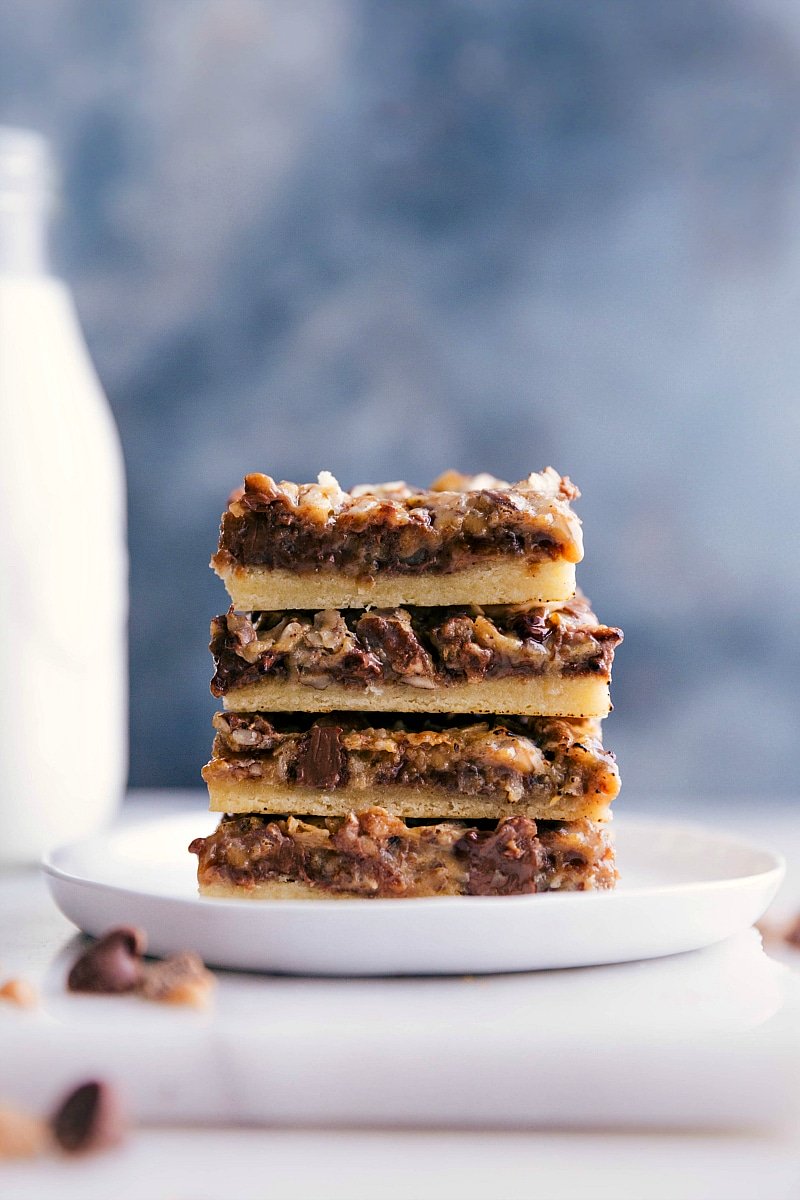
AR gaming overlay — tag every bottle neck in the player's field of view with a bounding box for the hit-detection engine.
[0,197,50,275]
[0,127,56,276]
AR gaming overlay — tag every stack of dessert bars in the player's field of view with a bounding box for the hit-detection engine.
[190,469,623,899]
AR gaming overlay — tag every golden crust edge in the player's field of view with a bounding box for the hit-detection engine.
[196,873,615,901]
[204,778,614,822]
[221,674,611,717]
[198,878,357,901]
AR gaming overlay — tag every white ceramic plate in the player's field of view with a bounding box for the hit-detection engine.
[42,812,783,976]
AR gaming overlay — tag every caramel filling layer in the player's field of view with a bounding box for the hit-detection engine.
[210,593,622,699]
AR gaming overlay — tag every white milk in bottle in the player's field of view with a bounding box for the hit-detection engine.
[0,127,128,861]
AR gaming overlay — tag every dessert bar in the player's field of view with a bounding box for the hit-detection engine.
[202,712,620,822]
[210,593,622,718]
[190,809,617,899]
[212,469,583,608]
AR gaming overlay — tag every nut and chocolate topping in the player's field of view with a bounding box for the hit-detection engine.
[203,711,619,808]
[189,809,616,898]
[213,469,583,577]
[210,593,622,697]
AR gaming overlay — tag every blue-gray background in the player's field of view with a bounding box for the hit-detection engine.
[2,1,798,799]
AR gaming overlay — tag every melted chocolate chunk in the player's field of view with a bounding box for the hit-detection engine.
[356,611,432,675]
[513,612,549,642]
[296,725,347,789]
[456,817,546,895]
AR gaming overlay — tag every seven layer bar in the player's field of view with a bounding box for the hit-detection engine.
[191,470,622,899]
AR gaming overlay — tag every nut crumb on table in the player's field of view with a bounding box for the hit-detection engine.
[0,977,38,1008]
[0,1106,49,1160]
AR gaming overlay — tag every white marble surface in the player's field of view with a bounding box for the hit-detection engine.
[3,1127,800,1200]
[2,790,800,1199]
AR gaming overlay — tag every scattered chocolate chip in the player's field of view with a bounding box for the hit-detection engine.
[51,1081,126,1155]
[136,951,215,1008]
[296,724,346,789]
[67,927,147,994]
[0,977,38,1009]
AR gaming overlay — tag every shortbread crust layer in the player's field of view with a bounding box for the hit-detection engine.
[202,712,619,820]
[204,777,611,821]
[215,558,577,610]
[216,675,611,719]
[190,809,617,899]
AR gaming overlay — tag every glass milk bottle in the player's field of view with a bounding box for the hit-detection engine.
[0,127,128,862]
